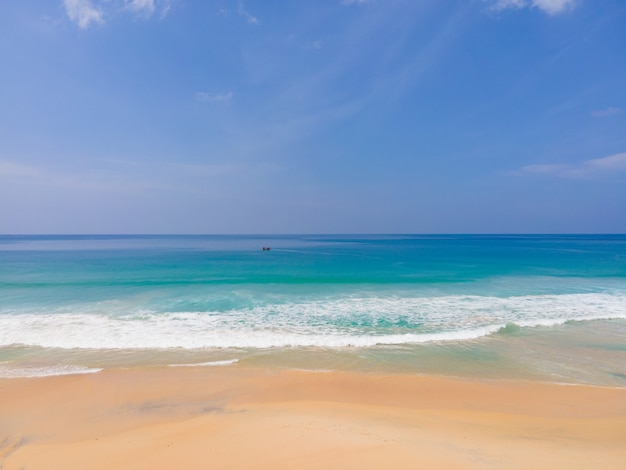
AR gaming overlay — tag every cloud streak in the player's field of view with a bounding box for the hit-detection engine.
[489,0,578,15]
[519,152,626,179]
[0,159,183,195]
[238,2,259,25]
[592,107,623,118]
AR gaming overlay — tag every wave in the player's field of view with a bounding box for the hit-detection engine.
[1,293,625,350]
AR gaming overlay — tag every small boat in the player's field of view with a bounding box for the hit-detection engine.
[262,246,271,251]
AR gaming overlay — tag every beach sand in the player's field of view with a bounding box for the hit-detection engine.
[1,367,625,469]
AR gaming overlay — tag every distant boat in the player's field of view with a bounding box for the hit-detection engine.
[262,246,271,251]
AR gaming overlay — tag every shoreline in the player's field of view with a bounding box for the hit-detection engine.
[2,366,625,469]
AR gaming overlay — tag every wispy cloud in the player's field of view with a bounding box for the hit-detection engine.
[519,152,626,178]
[592,107,623,118]
[490,0,525,10]
[195,91,233,103]
[63,0,176,27]
[63,0,104,29]
[0,159,184,195]
[125,0,155,17]
[157,0,177,19]
[533,0,578,14]
[0,161,43,178]
[489,0,578,15]
[238,2,258,25]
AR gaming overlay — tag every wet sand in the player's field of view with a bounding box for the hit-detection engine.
[1,367,625,469]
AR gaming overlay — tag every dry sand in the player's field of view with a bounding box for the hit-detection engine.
[1,367,625,469]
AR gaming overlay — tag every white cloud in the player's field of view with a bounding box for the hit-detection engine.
[63,0,177,27]
[586,153,626,170]
[519,152,626,178]
[592,107,623,118]
[63,0,104,29]
[238,2,258,24]
[195,91,233,102]
[533,0,577,14]
[490,0,526,11]
[489,0,578,15]
[126,0,155,16]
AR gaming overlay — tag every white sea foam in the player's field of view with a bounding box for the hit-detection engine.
[1,293,625,350]
[0,365,103,379]
[168,359,239,367]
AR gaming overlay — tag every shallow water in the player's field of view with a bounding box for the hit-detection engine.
[1,234,625,385]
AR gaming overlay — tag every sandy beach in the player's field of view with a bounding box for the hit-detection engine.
[1,367,625,469]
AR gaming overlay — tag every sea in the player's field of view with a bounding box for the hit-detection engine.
[1,234,625,386]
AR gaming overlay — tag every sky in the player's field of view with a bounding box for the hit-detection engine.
[0,0,625,234]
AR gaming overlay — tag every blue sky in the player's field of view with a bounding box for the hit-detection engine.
[1,0,625,233]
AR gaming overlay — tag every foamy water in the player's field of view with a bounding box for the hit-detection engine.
[1,235,625,383]
[0,364,103,379]
[1,293,625,349]
[168,359,240,367]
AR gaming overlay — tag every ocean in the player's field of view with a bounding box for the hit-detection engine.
[1,234,625,385]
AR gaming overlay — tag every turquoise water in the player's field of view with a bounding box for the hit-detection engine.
[1,235,625,384]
